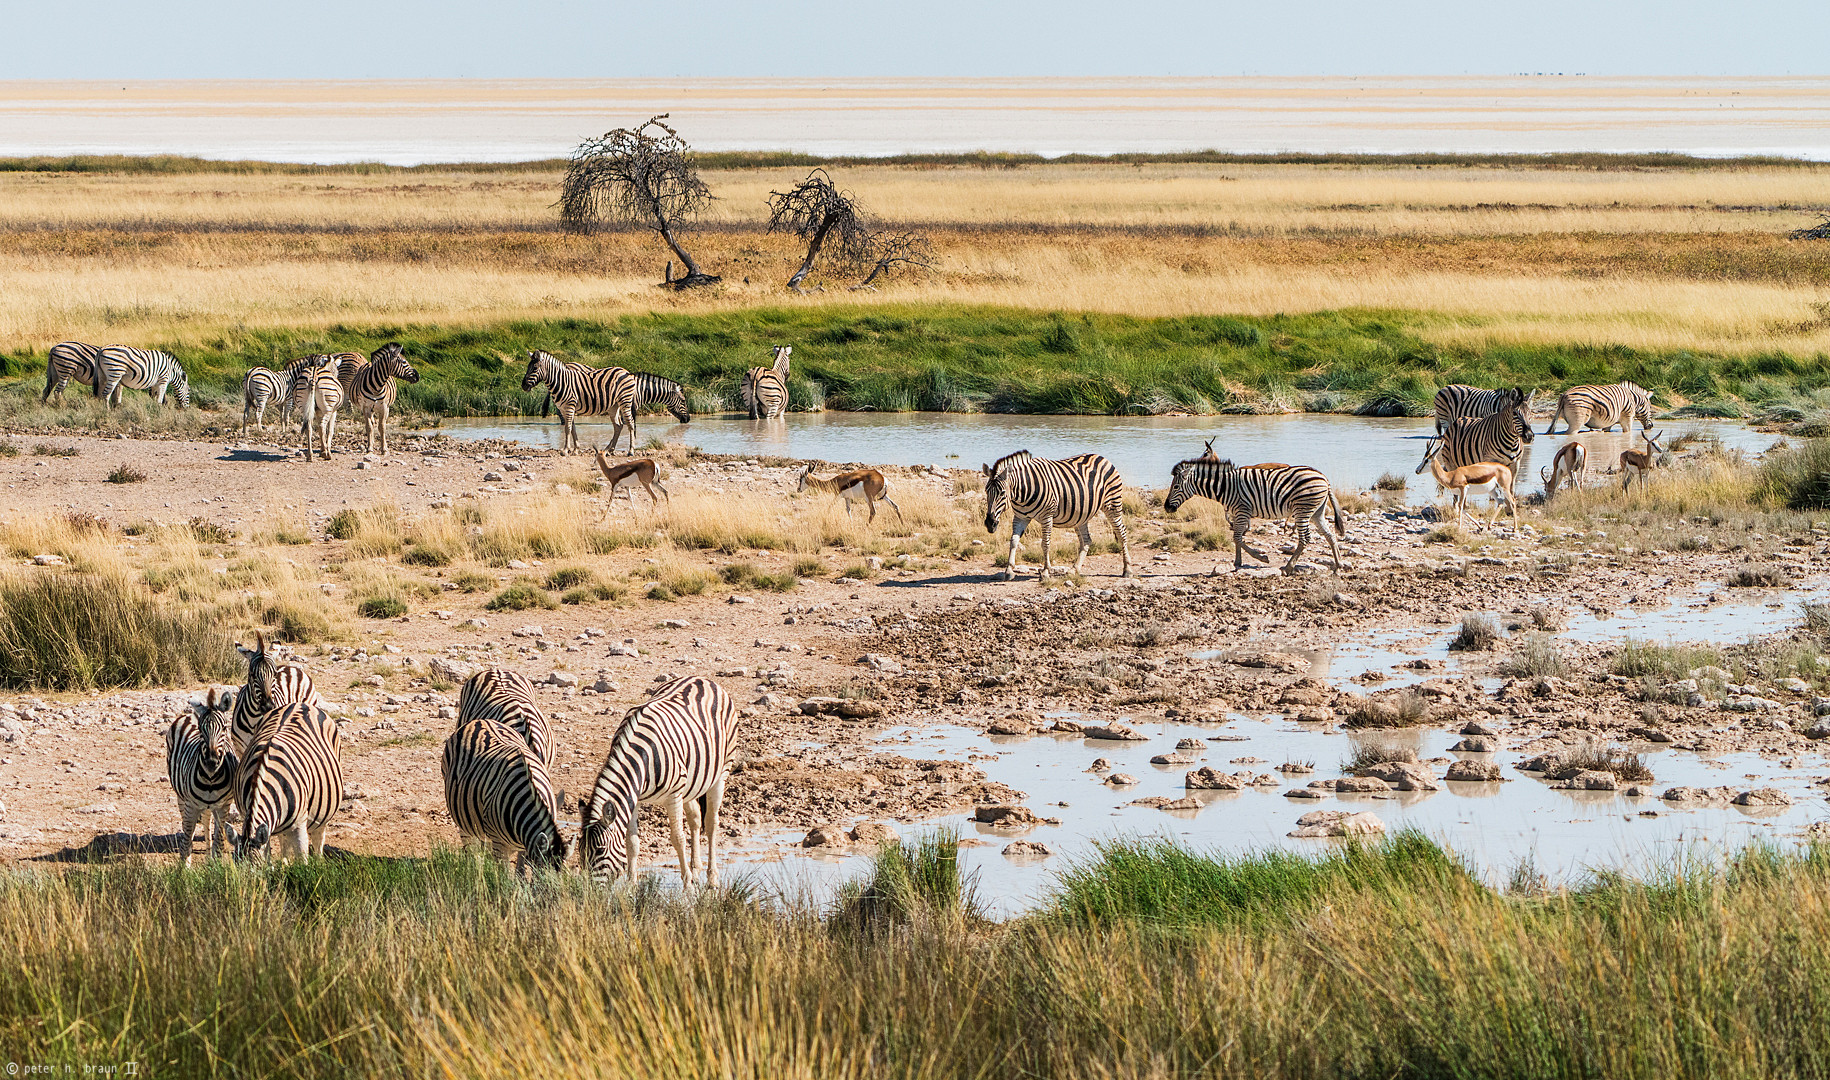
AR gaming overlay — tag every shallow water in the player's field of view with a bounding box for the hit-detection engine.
[442,412,1776,503]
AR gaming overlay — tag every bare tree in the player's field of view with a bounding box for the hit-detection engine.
[766,169,871,292]
[851,231,937,291]
[560,114,720,288]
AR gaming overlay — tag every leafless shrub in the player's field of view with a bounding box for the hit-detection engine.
[560,114,719,288]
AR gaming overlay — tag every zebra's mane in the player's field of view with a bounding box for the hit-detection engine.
[1177,456,1233,473]
[989,450,1033,475]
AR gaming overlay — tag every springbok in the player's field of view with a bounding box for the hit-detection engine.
[593,448,670,506]
[1199,437,1288,469]
[1541,440,1587,497]
[1618,430,1664,491]
[1420,437,1519,530]
[798,466,903,523]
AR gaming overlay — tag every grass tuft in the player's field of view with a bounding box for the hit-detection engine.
[0,571,239,689]
[485,583,556,611]
[105,462,147,484]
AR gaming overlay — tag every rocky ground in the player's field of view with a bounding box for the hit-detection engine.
[2,423,1826,870]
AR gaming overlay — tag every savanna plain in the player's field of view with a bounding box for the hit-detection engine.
[6,155,1830,1078]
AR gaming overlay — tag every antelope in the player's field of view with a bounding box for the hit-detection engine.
[798,466,903,523]
[1199,438,1288,468]
[1541,440,1587,497]
[1618,430,1664,491]
[1420,437,1519,530]
[593,448,670,506]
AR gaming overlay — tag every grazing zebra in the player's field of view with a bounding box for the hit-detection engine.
[342,342,419,453]
[1545,381,1655,436]
[97,345,190,409]
[982,450,1132,581]
[231,633,322,757]
[455,668,553,768]
[297,356,343,461]
[633,372,692,423]
[579,676,738,888]
[234,701,343,862]
[742,346,791,420]
[443,717,570,873]
[1433,385,1528,434]
[240,368,287,435]
[1415,400,1534,489]
[41,341,103,404]
[1163,458,1345,574]
[166,688,240,865]
[522,350,637,455]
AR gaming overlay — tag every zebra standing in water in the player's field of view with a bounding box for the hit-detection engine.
[742,346,791,420]
[521,350,636,455]
[97,346,190,409]
[1164,458,1345,574]
[1433,385,1528,434]
[235,701,343,862]
[1416,399,1534,489]
[343,342,419,453]
[579,676,738,889]
[41,341,104,404]
[982,450,1133,581]
[455,668,553,768]
[166,688,240,865]
[443,717,570,873]
[1545,381,1655,436]
[296,356,343,461]
[240,368,287,434]
[232,633,322,757]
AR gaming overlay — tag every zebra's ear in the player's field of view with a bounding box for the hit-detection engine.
[980,463,990,476]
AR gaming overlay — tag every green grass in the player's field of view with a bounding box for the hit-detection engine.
[356,594,408,619]
[719,562,799,591]
[485,583,557,611]
[6,305,1830,418]
[0,571,240,689]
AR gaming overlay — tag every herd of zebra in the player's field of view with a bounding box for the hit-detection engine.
[167,634,739,885]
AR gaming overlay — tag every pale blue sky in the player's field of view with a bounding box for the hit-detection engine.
[8,0,1827,77]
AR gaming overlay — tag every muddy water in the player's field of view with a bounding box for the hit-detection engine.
[442,413,1776,503]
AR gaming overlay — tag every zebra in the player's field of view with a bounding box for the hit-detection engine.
[981,450,1132,581]
[41,341,103,404]
[343,342,419,454]
[1415,400,1534,490]
[633,371,692,424]
[272,354,326,426]
[240,368,287,435]
[166,688,240,865]
[1545,381,1655,436]
[234,701,343,862]
[297,356,343,461]
[742,346,791,420]
[1164,458,1345,574]
[333,351,368,403]
[1433,385,1528,434]
[231,633,322,758]
[97,346,190,409]
[442,717,570,873]
[522,350,637,455]
[455,668,553,768]
[579,676,738,889]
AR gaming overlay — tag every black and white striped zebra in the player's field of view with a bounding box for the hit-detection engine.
[166,688,240,865]
[1545,381,1655,436]
[981,450,1133,581]
[633,371,692,423]
[343,342,419,453]
[240,368,287,435]
[1164,458,1345,574]
[455,668,553,769]
[522,350,637,455]
[234,701,343,862]
[443,717,570,873]
[1416,399,1534,487]
[271,354,324,425]
[579,676,738,888]
[742,346,791,420]
[98,346,190,409]
[232,634,323,758]
[297,356,343,461]
[332,352,367,404]
[41,341,103,404]
[1434,385,1528,434]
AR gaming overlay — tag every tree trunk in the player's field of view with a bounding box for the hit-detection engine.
[786,218,835,291]
[852,259,891,290]
[655,218,720,288]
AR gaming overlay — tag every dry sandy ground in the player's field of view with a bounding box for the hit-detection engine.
[1,426,1826,871]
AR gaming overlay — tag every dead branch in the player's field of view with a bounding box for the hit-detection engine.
[851,231,938,291]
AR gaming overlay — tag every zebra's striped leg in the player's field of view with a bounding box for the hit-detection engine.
[177,805,202,867]
[702,779,725,889]
[1281,519,1312,574]
[1003,517,1028,581]
[1038,517,1056,578]
[1313,505,1344,573]
[664,795,691,888]
[1072,522,1092,574]
[1230,510,1256,570]
[624,816,641,885]
[209,807,230,861]
[308,823,327,860]
[1105,507,1131,577]
[684,797,703,877]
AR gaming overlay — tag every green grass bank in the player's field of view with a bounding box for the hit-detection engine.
[4,833,1829,1078]
[4,304,1829,421]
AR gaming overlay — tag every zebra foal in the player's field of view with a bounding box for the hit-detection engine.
[455,667,554,768]
[166,688,240,865]
[742,346,791,420]
[297,356,343,461]
[1163,458,1345,574]
[580,676,739,888]
[232,633,322,757]
[1433,385,1528,434]
[42,341,103,404]
[234,701,343,862]
[98,346,190,409]
[982,450,1132,580]
[523,350,637,455]
[1545,381,1654,436]
[443,718,570,873]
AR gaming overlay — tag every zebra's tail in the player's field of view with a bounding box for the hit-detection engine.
[1328,488,1346,540]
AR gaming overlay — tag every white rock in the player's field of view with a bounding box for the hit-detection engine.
[31,554,64,566]
[662,619,690,629]
[1288,810,1386,838]
[512,625,545,638]
[547,671,579,687]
